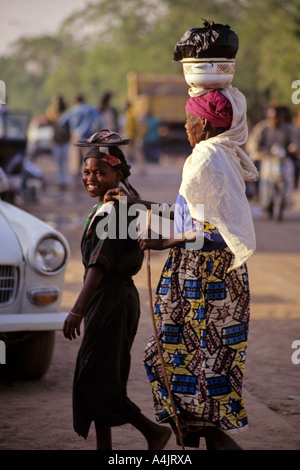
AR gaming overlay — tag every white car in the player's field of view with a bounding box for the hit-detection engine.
[0,198,69,380]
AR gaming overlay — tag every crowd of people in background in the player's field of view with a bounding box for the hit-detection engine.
[40,91,162,188]
[28,93,300,218]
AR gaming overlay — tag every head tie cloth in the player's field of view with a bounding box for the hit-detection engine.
[100,154,121,166]
[185,90,233,129]
[84,147,121,166]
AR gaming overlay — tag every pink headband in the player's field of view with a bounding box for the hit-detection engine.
[185,90,233,129]
[84,149,122,166]
[101,154,121,166]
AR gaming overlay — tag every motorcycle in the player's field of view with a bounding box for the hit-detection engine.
[0,111,44,204]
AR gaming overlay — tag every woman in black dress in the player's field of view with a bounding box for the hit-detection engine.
[63,145,171,450]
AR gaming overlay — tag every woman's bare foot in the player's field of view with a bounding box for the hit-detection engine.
[147,425,172,450]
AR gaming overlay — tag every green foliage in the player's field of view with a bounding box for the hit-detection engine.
[1,0,300,123]
[233,0,300,121]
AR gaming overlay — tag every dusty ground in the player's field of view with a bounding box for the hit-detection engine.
[1,154,300,451]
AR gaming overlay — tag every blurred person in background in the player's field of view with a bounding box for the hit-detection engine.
[246,104,298,215]
[98,92,119,132]
[278,105,300,189]
[59,94,103,178]
[142,112,161,164]
[121,101,146,174]
[46,95,71,190]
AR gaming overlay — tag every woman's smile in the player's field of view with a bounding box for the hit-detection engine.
[86,183,100,191]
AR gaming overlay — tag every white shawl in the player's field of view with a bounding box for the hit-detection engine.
[180,86,259,271]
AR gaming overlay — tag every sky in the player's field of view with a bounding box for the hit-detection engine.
[0,0,98,56]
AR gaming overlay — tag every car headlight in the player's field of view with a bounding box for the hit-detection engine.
[34,236,67,274]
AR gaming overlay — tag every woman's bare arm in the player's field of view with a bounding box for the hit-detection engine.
[104,187,174,220]
[63,265,104,340]
[138,229,197,251]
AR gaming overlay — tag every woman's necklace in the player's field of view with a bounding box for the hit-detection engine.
[84,201,103,230]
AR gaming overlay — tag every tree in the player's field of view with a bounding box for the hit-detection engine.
[2,0,300,123]
[233,0,300,122]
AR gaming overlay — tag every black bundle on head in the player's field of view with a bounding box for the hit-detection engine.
[84,146,140,199]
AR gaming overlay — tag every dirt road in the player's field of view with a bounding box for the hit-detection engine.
[1,155,300,451]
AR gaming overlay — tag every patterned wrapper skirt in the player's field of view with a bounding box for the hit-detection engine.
[144,244,250,445]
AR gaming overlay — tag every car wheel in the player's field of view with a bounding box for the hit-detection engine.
[5,331,55,380]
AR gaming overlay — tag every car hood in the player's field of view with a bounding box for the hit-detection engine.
[0,200,69,266]
[0,213,24,264]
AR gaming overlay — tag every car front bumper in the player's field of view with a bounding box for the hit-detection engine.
[0,313,68,332]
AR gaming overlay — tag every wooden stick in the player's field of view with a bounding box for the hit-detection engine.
[145,209,185,450]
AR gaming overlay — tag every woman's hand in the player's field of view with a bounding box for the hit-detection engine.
[63,311,83,341]
[138,229,195,251]
[104,187,137,206]
[138,229,168,251]
[138,229,184,251]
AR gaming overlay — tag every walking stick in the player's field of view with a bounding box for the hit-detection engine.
[145,209,185,450]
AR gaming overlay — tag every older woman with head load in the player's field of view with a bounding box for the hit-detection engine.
[106,87,259,450]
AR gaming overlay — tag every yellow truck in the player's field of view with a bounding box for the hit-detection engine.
[126,72,190,155]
